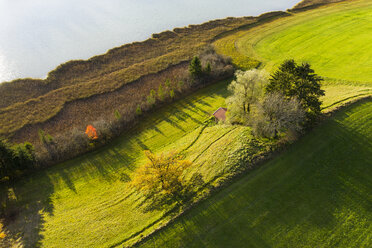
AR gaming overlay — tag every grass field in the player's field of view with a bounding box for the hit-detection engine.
[136,98,372,248]
[214,0,372,110]
[2,79,268,247]
[2,1,372,247]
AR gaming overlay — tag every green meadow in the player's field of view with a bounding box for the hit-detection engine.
[1,80,239,247]
[3,79,273,247]
[137,99,372,248]
[2,0,372,247]
[214,0,372,110]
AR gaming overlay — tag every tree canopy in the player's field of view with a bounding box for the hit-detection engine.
[226,69,268,123]
[253,92,305,138]
[85,125,98,140]
[266,60,325,120]
[0,139,35,179]
[189,56,203,78]
[130,150,192,200]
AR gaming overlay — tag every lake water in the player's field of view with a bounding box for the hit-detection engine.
[0,0,299,83]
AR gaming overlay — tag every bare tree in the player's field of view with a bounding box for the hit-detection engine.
[252,92,305,138]
[226,69,268,124]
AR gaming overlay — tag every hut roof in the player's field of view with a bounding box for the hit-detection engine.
[213,107,227,121]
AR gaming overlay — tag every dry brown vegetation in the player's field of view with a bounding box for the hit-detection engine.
[292,0,346,10]
[11,62,188,144]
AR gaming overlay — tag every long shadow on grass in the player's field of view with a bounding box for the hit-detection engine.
[163,117,186,132]
[0,171,55,247]
[179,100,210,116]
[173,110,203,125]
[135,100,372,247]
[0,133,143,246]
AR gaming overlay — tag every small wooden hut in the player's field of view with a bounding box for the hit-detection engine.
[213,107,227,122]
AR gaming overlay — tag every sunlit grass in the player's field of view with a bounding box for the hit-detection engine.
[137,99,372,248]
[214,0,372,109]
[1,80,246,247]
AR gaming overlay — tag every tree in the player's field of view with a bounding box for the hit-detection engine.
[177,81,184,92]
[253,92,305,138]
[147,89,156,106]
[189,56,203,78]
[0,139,14,179]
[0,139,35,179]
[85,125,98,140]
[164,79,171,89]
[131,150,192,200]
[226,69,268,124]
[169,89,175,99]
[13,142,35,170]
[136,105,142,115]
[114,109,122,120]
[158,84,164,101]
[266,60,325,121]
[204,62,211,75]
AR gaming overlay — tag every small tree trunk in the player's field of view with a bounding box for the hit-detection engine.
[274,129,278,139]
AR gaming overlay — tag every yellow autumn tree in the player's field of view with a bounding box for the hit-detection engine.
[0,223,6,239]
[131,150,192,199]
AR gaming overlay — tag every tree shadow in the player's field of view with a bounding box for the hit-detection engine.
[0,170,55,247]
[142,173,205,213]
[182,99,210,115]
[173,110,203,125]
[57,169,77,193]
[148,126,165,136]
[135,137,149,150]
[163,117,186,132]
[0,134,139,247]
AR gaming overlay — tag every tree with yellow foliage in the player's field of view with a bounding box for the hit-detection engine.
[131,150,192,201]
[0,223,6,239]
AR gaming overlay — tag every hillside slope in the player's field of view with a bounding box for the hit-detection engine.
[137,98,372,248]
[1,79,259,247]
[214,0,372,110]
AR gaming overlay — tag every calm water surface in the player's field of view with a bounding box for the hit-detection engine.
[0,0,299,82]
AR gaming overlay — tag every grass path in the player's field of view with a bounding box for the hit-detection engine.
[214,0,372,111]
[137,98,372,248]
